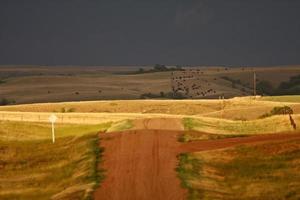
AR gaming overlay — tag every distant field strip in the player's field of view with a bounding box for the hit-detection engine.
[261,95,300,103]
[0,111,187,124]
[1,111,299,135]
[0,98,299,121]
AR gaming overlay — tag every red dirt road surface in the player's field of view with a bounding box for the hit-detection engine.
[94,130,300,200]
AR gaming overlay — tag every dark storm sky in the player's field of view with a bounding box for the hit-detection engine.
[0,0,300,66]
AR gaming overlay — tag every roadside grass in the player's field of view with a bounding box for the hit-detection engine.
[176,153,203,199]
[183,114,299,137]
[177,139,300,200]
[106,119,133,132]
[178,132,248,143]
[0,120,131,199]
[0,134,102,200]
[0,121,112,141]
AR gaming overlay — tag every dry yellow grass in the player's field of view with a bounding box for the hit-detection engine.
[0,96,299,137]
[1,96,299,120]
[184,114,300,135]
[0,99,220,114]
[203,97,300,120]
[0,108,299,136]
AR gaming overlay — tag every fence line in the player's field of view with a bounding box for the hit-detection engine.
[0,111,185,125]
[0,112,120,124]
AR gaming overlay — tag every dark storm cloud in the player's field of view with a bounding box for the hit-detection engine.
[0,0,300,66]
[175,0,213,29]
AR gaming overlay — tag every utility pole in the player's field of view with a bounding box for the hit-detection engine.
[253,71,257,97]
[220,95,225,118]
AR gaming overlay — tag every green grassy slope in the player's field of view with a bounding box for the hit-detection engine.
[183,114,299,137]
[177,139,300,200]
[0,120,131,199]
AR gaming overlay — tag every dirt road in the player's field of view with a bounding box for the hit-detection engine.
[94,130,300,200]
[94,130,186,200]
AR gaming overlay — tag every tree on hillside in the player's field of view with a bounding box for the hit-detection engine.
[160,91,165,97]
[154,64,167,71]
[257,81,274,95]
[175,65,182,70]
[276,74,300,95]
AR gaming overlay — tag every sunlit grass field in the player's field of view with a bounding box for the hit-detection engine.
[0,96,299,121]
[183,114,300,138]
[0,121,111,141]
[0,95,299,199]
[0,120,132,199]
[177,139,300,200]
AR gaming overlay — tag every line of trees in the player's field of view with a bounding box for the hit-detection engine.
[221,76,251,89]
[259,106,294,119]
[257,74,300,95]
[0,98,16,106]
[140,91,186,99]
[136,64,184,74]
